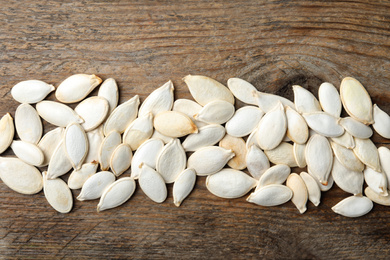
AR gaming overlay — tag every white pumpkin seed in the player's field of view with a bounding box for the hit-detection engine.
[293,85,321,114]
[308,169,334,192]
[364,187,390,206]
[11,80,55,104]
[55,74,102,103]
[353,138,381,172]
[305,134,333,185]
[98,130,121,171]
[194,99,235,124]
[286,173,308,214]
[36,101,84,127]
[10,140,44,166]
[372,104,390,139]
[138,80,174,117]
[0,157,42,194]
[98,78,119,114]
[254,91,295,113]
[183,75,234,106]
[84,126,104,164]
[103,95,140,135]
[172,99,207,128]
[264,142,298,167]
[246,127,259,149]
[151,130,174,144]
[257,164,290,190]
[364,167,388,196]
[182,124,225,152]
[15,103,42,144]
[318,82,342,118]
[173,168,196,207]
[285,106,308,144]
[64,123,88,170]
[256,102,286,150]
[187,146,235,176]
[77,171,115,201]
[43,171,73,213]
[47,139,73,179]
[331,142,364,172]
[154,111,198,138]
[331,195,373,217]
[339,117,372,139]
[38,127,64,166]
[331,157,363,195]
[75,96,109,131]
[139,164,167,203]
[156,139,186,183]
[131,138,164,179]
[206,169,257,199]
[331,131,355,149]
[303,112,344,137]
[293,143,306,168]
[97,177,136,212]
[68,161,99,190]
[378,146,390,188]
[300,172,321,207]
[225,106,263,137]
[219,134,247,170]
[0,113,14,154]
[227,78,258,105]
[246,144,270,180]
[247,184,292,207]
[123,112,153,150]
[110,143,132,177]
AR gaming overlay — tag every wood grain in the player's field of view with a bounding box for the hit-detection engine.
[1,0,390,258]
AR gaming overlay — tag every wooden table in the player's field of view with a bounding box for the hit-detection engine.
[1,1,390,258]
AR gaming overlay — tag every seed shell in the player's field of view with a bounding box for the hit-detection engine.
[172,99,207,128]
[182,124,225,152]
[11,140,44,166]
[227,78,258,105]
[64,123,88,170]
[286,173,308,214]
[110,143,132,177]
[318,82,342,118]
[43,171,73,213]
[300,172,321,206]
[156,139,186,183]
[84,126,104,164]
[194,99,235,124]
[131,138,164,179]
[68,161,99,190]
[123,112,153,150]
[303,112,344,137]
[55,74,102,103]
[99,130,121,171]
[257,164,291,189]
[36,101,84,127]
[372,104,390,139]
[225,106,263,137]
[154,111,198,138]
[364,167,388,196]
[353,138,381,172]
[331,142,364,172]
[15,103,42,144]
[331,157,363,195]
[173,168,196,207]
[331,195,373,217]
[339,117,372,139]
[246,144,270,180]
[75,96,109,131]
[138,80,174,117]
[77,171,116,201]
[293,85,321,114]
[285,106,308,144]
[139,164,167,203]
[11,80,55,104]
[38,127,64,166]
[254,91,295,113]
[219,134,247,170]
[97,177,136,212]
[0,113,14,154]
[364,187,390,206]
[98,78,119,114]
[264,142,298,168]
[47,139,73,179]
[247,184,292,207]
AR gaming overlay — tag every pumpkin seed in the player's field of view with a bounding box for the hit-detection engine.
[318,82,341,118]
[225,106,263,137]
[131,138,164,179]
[293,85,321,114]
[98,78,119,114]
[378,146,390,188]
[55,74,102,103]
[139,164,167,203]
[138,80,174,117]
[303,112,344,137]
[194,99,235,124]
[293,143,306,168]
[156,139,186,183]
[246,144,270,180]
[11,140,44,166]
[97,177,136,212]
[110,143,132,177]
[182,124,225,152]
[154,111,198,138]
[264,142,298,167]
[98,130,121,171]
[173,168,196,207]
[257,164,290,189]
[331,131,355,149]
[246,127,259,149]
[15,103,42,144]
[77,171,116,201]
[227,78,258,105]
[68,161,99,190]
[172,99,207,128]
[331,195,373,217]
[353,138,381,172]
[372,104,390,139]
[308,169,334,192]
[38,127,64,166]
[75,96,109,131]
[300,172,321,206]
[247,184,292,207]
[43,171,73,213]
[364,187,390,206]
[36,101,84,127]
[64,123,88,170]
[47,139,73,179]
[219,134,247,170]
[331,157,363,195]
[84,126,104,164]
[254,91,295,113]
[123,112,153,150]
[364,167,388,196]
[331,142,364,172]
[285,106,308,144]
[286,173,308,214]
[11,80,55,104]
[0,113,14,154]
[151,130,174,144]
[339,117,372,139]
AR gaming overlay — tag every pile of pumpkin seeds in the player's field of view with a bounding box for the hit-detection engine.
[0,74,389,217]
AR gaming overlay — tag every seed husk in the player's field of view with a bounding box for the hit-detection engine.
[300,172,321,206]
[36,101,84,127]
[227,78,258,105]
[43,171,73,213]
[98,78,119,114]
[183,75,234,106]
[11,80,55,104]
[97,177,136,212]
[293,85,322,114]
[246,144,270,180]
[372,104,390,139]
[138,80,174,117]
[293,143,306,168]
[55,74,102,103]
[0,157,42,194]
[194,99,235,124]
[286,173,308,214]
[11,140,44,166]
[47,139,73,179]
[154,111,198,138]
[364,187,390,206]
[331,157,364,195]
[206,168,257,199]
[254,91,295,113]
[219,134,247,170]
[378,146,390,188]
[187,146,235,176]
[331,142,364,172]
[264,142,298,168]
[353,138,381,172]
[182,124,225,152]
[156,139,186,183]
[285,106,308,144]
[339,117,373,139]
[172,99,207,128]
[318,82,342,118]
[331,195,373,217]
[98,130,121,171]
[225,106,263,137]
[247,184,292,207]
[303,112,344,137]
[15,103,42,144]
[110,143,132,177]
[123,112,153,150]
[0,113,14,154]
[77,171,116,201]
[64,123,88,170]
[364,167,388,196]
[75,96,109,131]
[38,127,64,166]
[68,161,99,190]
[139,164,167,203]
[331,131,355,149]
[173,168,196,207]
[84,126,104,164]
[131,138,164,179]
[256,164,290,190]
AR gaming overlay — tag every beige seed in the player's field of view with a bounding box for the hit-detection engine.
[182,124,225,152]
[55,74,102,103]
[264,142,298,168]
[11,80,55,104]
[154,111,198,138]
[38,127,64,166]
[15,103,42,144]
[353,138,381,172]
[173,168,197,207]
[0,113,14,154]
[300,172,321,207]
[156,139,186,183]
[10,140,44,166]
[36,101,84,127]
[47,139,73,179]
[254,91,295,113]
[293,143,306,168]
[64,123,88,170]
[123,113,154,150]
[331,195,373,218]
[246,144,270,180]
[303,112,344,137]
[331,142,364,172]
[372,104,390,139]
[246,127,259,149]
[331,157,363,195]
[139,164,167,203]
[285,106,308,144]
[225,106,264,138]
[247,184,292,207]
[98,130,121,171]
[257,164,291,190]
[98,78,119,114]
[151,130,174,144]
[364,167,388,196]
[110,143,132,177]
[293,85,321,114]
[68,161,99,190]
[378,146,390,188]
[331,131,355,149]
[138,80,174,117]
[318,82,342,118]
[172,99,207,129]
[339,117,373,139]
[84,126,104,164]
[75,96,109,132]
[77,171,116,201]
[364,187,390,206]
[286,173,308,214]
[308,169,334,192]
[131,138,164,179]
[227,78,258,105]
[97,177,136,212]
[43,171,73,213]
[194,99,235,124]
[219,134,247,170]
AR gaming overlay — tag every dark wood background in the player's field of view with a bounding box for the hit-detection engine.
[1,0,390,259]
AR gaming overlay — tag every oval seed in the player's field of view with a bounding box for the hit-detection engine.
[225,106,263,137]
[84,126,104,164]
[64,123,88,170]
[138,80,174,117]
[331,142,364,172]
[11,80,55,104]
[293,143,306,168]
[77,171,116,201]
[206,169,257,199]
[332,157,363,195]
[0,113,14,154]
[219,134,247,170]
[365,187,390,206]
[98,130,121,171]
[257,164,291,189]
[227,78,258,105]
[254,91,295,113]
[156,139,186,183]
[139,164,167,203]
[47,140,73,179]
[98,78,119,114]
[246,144,270,180]
[331,195,373,218]
[43,172,73,213]
[183,75,234,106]
[247,184,292,207]
[300,172,321,207]
[15,103,42,144]
[309,169,334,192]
[97,177,136,212]
[131,138,164,179]
[36,101,84,127]
[123,112,153,150]
[110,143,132,177]
[55,74,102,103]
[68,161,99,190]
[378,146,390,188]
[285,106,308,144]
[339,117,372,139]
[286,173,308,214]
[75,96,109,131]
[172,99,207,128]
[154,111,198,138]
[318,82,342,118]
[372,104,390,139]
[246,127,259,149]
[264,142,298,167]
[103,95,140,136]
[331,131,355,149]
[303,112,344,137]
[340,77,373,124]
[0,157,42,194]
[353,138,381,172]
[38,127,64,166]
[10,140,44,166]
[187,146,235,176]
[364,167,388,196]
[182,124,225,152]
[293,85,321,114]
[194,100,235,124]
[173,168,196,207]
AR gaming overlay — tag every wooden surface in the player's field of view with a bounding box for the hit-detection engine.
[1,0,390,259]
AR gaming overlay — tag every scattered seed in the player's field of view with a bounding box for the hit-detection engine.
[55,74,102,103]
[173,168,196,207]
[15,103,42,144]
[138,80,174,117]
[0,113,14,154]
[11,80,55,104]
[247,184,292,207]
[97,177,136,212]
[331,195,373,217]
[77,171,116,201]
[139,164,167,203]
[219,134,247,170]
[43,171,73,213]
[156,139,186,183]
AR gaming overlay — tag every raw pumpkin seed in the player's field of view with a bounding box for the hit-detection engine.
[10,140,44,166]
[182,124,225,152]
[286,173,308,214]
[331,131,355,149]
[318,82,341,118]
[47,139,73,179]
[38,127,64,166]
[378,146,390,188]
[219,134,247,170]
[139,164,167,203]
[64,123,88,170]
[172,99,207,128]
[225,106,263,137]
[75,96,109,131]
[247,184,292,207]
[372,104,390,139]
[309,169,334,192]
[98,130,121,171]
[293,143,306,168]
[331,157,363,195]
[173,168,196,207]
[77,171,116,201]
[0,113,14,154]
[36,101,84,127]
[110,143,132,177]
[156,139,186,183]
[97,177,136,212]
[285,106,308,144]
[364,167,388,196]
[246,127,259,149]
[331,195,373,217]
[293,85,321,114]
[264,142,298,168]
[131,138,164,179]
[151,130,174,144]
[331,142,364,172]
[43,171,73,213]
[246,144,270,180]
[68,161,99,190]
[11,80,55,104]
[257,164,290,190]
[339,117,373,139]
[194,99,235,124]
[154,111,198,138]
[300,172,321,206]
[353,138,381,172]
[303,112,344,137]
[254,91,295,113]
[98,78,119,114]
[55,74,102,103]
[364,187,390,206]
[123,112,153,150]
[138,80,174,117]
[84,126,104,164]
[227,78,258,105]
[15,103,42,144]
